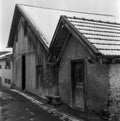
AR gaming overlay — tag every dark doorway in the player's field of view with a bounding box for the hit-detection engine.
[71,60,84,110]
[22,55,26,91]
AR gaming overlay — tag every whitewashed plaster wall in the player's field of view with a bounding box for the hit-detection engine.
[0,60,12,88]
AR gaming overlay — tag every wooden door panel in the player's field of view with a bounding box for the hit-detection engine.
[71,60,84,110]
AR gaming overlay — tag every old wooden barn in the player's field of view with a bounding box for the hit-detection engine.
[7,4,59,97]
[8,4,120,119]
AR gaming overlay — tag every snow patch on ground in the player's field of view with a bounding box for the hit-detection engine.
[11,89,83,121]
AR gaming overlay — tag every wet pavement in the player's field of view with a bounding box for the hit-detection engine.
[0,86,63,121]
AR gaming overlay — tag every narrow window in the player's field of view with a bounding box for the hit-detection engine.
[8,79,11,84]
[5,79,7,83]
[0,65,2,69]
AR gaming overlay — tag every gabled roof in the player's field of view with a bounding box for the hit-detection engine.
[8,4,119,51]
[7,4,49,50]
[49,16,120,61]
[67,16,120,56]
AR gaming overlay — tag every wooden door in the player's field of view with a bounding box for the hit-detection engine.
[71,60,84,110]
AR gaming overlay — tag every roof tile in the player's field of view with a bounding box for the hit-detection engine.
[67,16,120,56]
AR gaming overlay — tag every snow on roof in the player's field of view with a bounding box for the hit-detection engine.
[18,4,119,47]
[67,17,120,56]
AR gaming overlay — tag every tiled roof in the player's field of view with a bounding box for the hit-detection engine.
[10,4,120,56]
[67,17,120,56]
[18,4,119,47]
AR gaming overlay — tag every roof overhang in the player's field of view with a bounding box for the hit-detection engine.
[7,5,20,47]
[7,4,48,51]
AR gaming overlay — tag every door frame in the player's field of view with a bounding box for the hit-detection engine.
[70,58,87,111]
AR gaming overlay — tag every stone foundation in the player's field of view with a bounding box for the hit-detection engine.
[109,64,120,121]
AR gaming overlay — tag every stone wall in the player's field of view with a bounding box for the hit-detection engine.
[109,64,120,121]
[87,62,109,114]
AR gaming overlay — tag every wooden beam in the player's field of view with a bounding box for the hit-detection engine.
[57,32,71,62]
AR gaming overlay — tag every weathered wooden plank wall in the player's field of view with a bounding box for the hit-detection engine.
[13,15,58,97]
[26,53,36,93]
